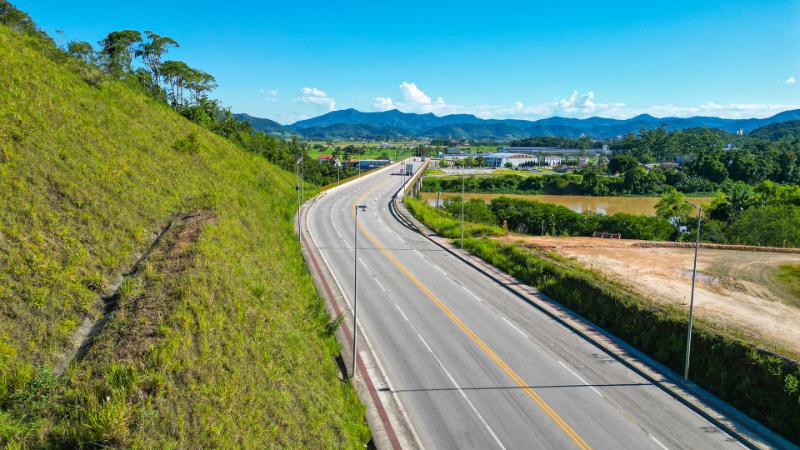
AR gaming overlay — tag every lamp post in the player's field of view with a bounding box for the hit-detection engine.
[684,201,702,380]
[460,170,465,249]
[352,204,368,379]
[296,157,303,234]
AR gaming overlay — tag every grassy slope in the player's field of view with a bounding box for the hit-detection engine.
[0,27,367,447]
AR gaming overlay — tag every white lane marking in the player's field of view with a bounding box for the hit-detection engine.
[501,317,528,339]
[462,286,482,302]
[649,435,669,450]
[393,303,411,323]
[359,257,369,271]
[373,276,387,293]
[557,361,603,397]
[432,264,448,276]
[414,333,507,450]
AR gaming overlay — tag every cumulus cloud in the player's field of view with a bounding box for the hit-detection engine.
[295,87,335,111]
[786,76,796,85]
[372,96,395,111]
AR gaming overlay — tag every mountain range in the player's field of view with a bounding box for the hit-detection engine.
[236,108,800,140]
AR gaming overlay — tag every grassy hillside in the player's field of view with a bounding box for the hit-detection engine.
[0,25,367,447]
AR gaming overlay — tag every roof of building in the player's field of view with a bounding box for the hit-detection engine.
[498,147,611,154]
[317,154,335,160]
[486,152,538,159]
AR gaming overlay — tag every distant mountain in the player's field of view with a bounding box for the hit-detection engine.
[241,108,800,140]
[233,113,289,134]
[749,120,800,141]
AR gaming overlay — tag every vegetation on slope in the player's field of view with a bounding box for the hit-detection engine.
[0,21,367,448]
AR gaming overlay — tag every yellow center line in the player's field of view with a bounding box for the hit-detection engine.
[349,182,591,450]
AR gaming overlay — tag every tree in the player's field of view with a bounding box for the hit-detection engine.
[160,60,192,106]
[135,31,178,83]
[184,68,216,102]
[99,30,142,76]
[607,155,639,174]
[67,40,95,65]
[655,188,692,223]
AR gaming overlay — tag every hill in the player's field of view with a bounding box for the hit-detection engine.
[750,120,800,141]
[232,112,290,134]
[276,108,800,140]
[0,21,367,448]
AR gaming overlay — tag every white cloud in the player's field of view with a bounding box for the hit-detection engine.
[295,87,335,111]
[368,82,797,121]
[260,88,279,102]
[399,81,432,105]
[372,96,395,111]
[786,76,796,85]
[301,87,328,97]
[639,102,799,119]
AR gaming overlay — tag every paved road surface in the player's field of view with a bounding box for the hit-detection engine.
[305,162,745,449]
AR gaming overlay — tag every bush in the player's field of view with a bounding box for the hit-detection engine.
[726,205,800,247]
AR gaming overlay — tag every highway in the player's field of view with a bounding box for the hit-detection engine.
[303,161,745,449]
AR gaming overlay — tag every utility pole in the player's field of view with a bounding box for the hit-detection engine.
[684,202,702,380]
[352,204,367,379]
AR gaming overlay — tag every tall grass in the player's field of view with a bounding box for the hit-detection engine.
[403,197,502,238]
[0,25,368,447]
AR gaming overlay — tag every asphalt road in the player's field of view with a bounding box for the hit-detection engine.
[305,161,746,449]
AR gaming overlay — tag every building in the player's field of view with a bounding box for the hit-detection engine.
[317,154,336,164]
[544,155,562,167]
[496,146,612,157]
[485,152,538,168]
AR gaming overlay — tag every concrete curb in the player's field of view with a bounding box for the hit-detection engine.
[392,172,794,450]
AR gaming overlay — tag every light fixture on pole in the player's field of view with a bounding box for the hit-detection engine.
[352,204,368,379]
[684,201,702,380]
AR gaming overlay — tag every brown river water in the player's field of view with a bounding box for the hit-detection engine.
[420,192,711,216]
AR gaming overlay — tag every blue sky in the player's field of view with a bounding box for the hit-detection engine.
[15,0,800,124]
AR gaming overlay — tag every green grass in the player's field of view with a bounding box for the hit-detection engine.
[778,264,800,302]
[403,197,503,239]
[0,26,368,447]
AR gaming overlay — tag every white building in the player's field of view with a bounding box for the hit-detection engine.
[485,153,538,168]
[544,155,562,167]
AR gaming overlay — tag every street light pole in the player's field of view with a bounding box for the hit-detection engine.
[460,171,465,249]
[296,157,302,235]
[352,204,367,379]
[684,202,702,380]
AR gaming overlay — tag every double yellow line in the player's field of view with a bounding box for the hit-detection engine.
[350,184,591,450]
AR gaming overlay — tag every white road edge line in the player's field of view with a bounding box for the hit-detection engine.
[557,360,603,397]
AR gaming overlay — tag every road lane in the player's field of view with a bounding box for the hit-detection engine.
[305,162,744,449]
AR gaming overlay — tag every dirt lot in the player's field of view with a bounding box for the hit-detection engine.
[499,236,800,358]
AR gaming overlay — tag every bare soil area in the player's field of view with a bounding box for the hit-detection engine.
[499,235,800,358]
